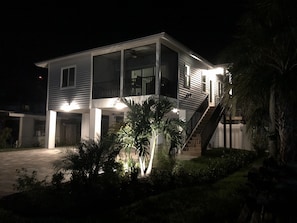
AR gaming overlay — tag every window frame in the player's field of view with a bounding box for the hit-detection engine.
[60,66,76,89]
[202,74,206,92]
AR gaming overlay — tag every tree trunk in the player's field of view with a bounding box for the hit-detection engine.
[139,156,145,176]
[278,102,297,163]
[146,130,157,175]
[268,87,277,158]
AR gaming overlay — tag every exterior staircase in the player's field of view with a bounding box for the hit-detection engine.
[178,103,224,160]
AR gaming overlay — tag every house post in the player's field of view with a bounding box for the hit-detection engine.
[18,116,23,147]
[81,113,90,140]
[45,110,57,148]
[223,112,226,149]
[89,108,102,141]
[229,111,232,149]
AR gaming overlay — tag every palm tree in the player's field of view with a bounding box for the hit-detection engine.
[222,0,297,163]
[117,96,185,177]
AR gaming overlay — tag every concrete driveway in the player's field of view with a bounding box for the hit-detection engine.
[0,147,71,198]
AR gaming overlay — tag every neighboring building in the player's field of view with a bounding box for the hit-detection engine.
[0,110,81,148]
[35,32,251,157]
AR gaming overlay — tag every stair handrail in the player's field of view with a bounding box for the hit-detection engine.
[181,96,209,151]
[200,102,225,154]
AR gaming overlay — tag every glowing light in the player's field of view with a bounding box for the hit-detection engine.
[61,101,79,112]
[172,108,178,113]
[114,98,127,110]
[115,101,127,110]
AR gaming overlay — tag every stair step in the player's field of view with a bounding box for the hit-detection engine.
[182,106,220,159]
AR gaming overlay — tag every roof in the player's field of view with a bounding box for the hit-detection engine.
[35,32,213,69]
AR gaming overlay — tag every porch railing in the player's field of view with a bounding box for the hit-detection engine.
[185,96,209,137]
[200,102,225,154]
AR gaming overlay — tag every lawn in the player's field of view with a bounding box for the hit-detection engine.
[0,148,262,223]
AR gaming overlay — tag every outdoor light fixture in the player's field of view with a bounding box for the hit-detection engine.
[61,101,79,112]
[114,98,127,110]
[172,108,179,113]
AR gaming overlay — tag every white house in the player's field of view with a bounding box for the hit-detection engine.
[35,32,251,157]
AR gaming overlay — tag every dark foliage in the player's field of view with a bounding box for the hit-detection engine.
[239,157,297,222]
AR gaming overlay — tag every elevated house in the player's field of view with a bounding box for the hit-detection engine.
[35,32,250,158]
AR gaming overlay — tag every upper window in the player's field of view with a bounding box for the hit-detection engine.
[61,66,75,88]
[184,64,190,88]
[202,74,206,92]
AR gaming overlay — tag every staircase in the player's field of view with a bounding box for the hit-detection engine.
[178,107,215,159]
[178,103,224,160]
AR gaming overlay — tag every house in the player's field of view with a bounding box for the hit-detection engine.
[35,32,251,158]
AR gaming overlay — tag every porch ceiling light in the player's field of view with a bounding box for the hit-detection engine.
[114,99,127,110]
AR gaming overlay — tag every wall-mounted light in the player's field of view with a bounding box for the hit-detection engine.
[61,101,79,112]
[172,108,179,115]
[114,98,127,110]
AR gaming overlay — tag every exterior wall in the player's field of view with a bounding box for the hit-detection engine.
[14,115,46,148]
[38,33,231,149]
[177,53,209,122]
[20,116,35,147]
[47,54,92,111]
[209,122,253,150]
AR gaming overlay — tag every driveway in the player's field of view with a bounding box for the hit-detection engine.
[0,147,70,198]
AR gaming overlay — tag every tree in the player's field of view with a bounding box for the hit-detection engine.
[222,0,297,163]
[117,96,185,177]
[54,134,122,187]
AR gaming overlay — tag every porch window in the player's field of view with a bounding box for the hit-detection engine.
[93,51,121,98]
[61,66,75,88]
[123,44,156,96]
[184,64,190,88]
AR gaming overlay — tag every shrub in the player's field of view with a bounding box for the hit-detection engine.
[0,127,12,149]
[13,168,48,192]
[53,134,123,199]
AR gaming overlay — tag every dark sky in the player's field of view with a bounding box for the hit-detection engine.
[0,3,247,110]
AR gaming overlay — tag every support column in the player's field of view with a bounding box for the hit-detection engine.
[17,117,23,147]
[81,113,90,140]
[223,113,226,149]
[45,110,57,148]
[89,108,102,141]
[229,112,232,149]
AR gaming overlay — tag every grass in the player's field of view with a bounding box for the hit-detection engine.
[110,159,262,223]
[0,148,262,223]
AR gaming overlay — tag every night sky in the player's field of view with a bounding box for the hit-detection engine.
[0,3,247,112]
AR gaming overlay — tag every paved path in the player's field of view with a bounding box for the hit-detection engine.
[0,147,71,198]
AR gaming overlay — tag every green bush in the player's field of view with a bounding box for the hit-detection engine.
[12,168,48,192]
[0,127,12,149]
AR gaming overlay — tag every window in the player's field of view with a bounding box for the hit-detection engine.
[202,75,206,92]
[61,66,75,88]
[218,81,223,97]
[184,64,190,88]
